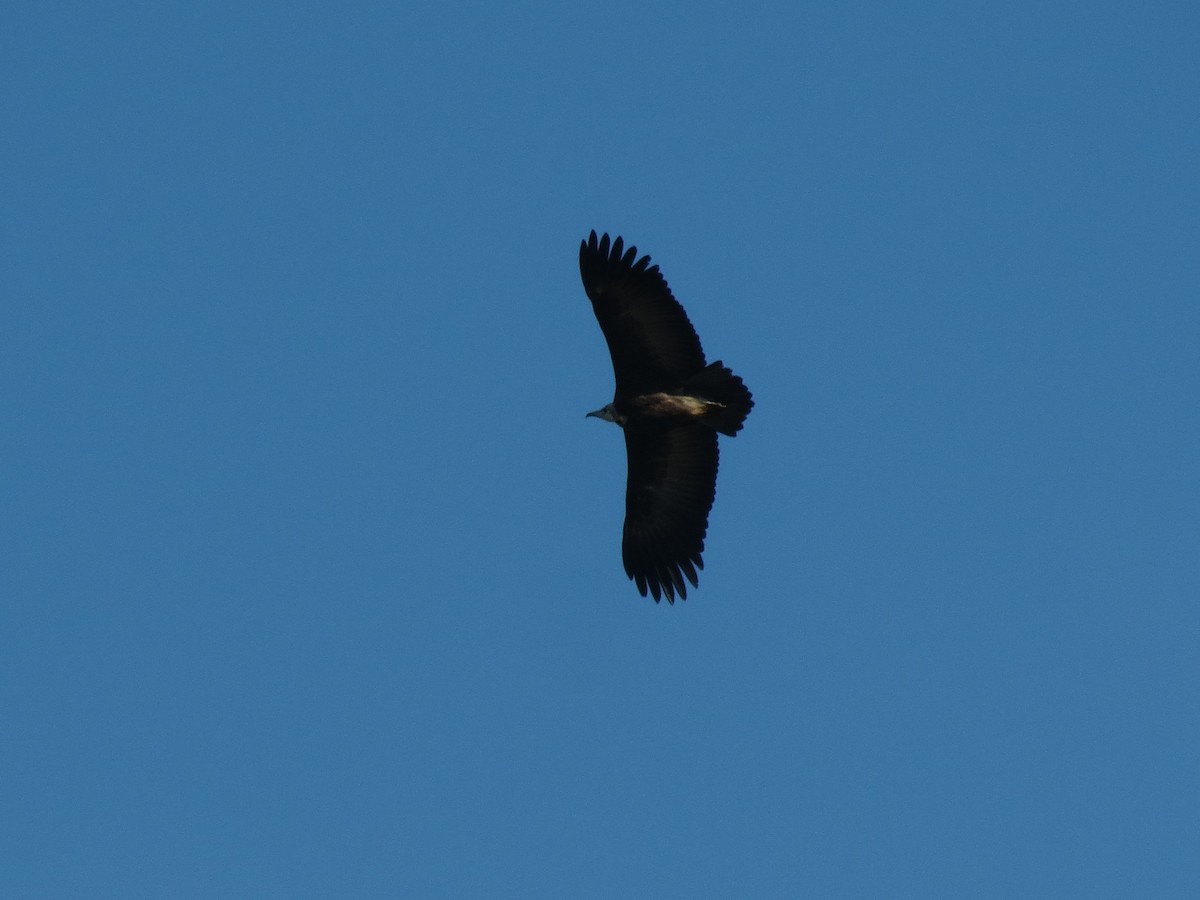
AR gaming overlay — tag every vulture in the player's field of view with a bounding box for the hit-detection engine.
[580,230,753,603]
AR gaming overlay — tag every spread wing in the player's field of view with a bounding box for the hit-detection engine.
[621,422,719,603]
[579,231,707,397]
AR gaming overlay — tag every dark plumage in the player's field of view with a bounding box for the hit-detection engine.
[580,230,753,603]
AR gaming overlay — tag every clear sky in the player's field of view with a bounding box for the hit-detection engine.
[3,1,1198,897]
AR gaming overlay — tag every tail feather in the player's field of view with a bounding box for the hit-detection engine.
[685,361,754,436]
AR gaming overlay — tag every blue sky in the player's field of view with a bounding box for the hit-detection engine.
[3,1,1198,896]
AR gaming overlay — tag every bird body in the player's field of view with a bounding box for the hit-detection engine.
[589,385,730,426]
[579,230,753,603]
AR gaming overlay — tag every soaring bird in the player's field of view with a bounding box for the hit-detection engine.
[580,230,753,603]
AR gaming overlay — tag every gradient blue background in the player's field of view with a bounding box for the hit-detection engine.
[4,1,1198,896]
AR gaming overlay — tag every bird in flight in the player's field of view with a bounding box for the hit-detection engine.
[580,230,753,603]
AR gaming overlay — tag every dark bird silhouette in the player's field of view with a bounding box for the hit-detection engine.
[580,230,753,603]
